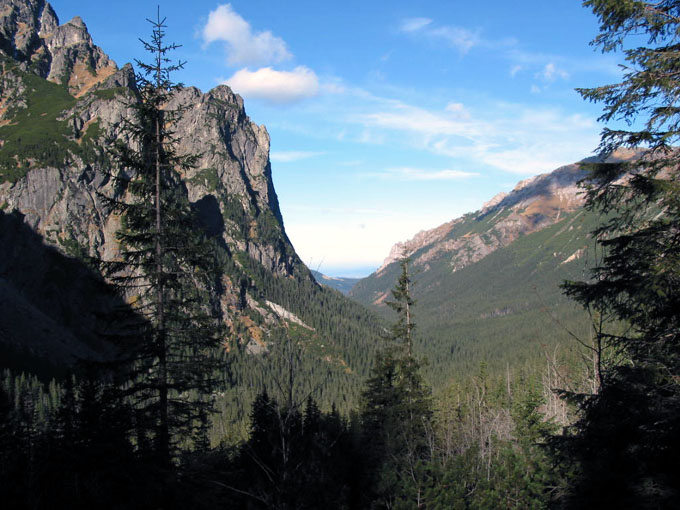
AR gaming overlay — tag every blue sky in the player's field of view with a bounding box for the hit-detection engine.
[51,1,618,277]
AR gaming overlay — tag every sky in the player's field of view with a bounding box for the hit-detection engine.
[50,0,620,277]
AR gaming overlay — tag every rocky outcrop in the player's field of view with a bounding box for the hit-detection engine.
[374,149,646,280]
[0,0,116,95]
[0,0,308,357]
[376,218,463,272]
[376,161,591,277]
[0,0,56,64]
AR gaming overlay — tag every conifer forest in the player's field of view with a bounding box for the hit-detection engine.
[1,1,680,509]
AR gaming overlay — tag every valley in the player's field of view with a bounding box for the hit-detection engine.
[1,1,678,509]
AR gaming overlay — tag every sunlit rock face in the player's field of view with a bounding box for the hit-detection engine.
[0,0,313,363]
[376,161,589,276]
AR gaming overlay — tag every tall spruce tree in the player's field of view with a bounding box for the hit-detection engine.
[555,1,680,508]
[102,11,222,464]
[360,257,432,508]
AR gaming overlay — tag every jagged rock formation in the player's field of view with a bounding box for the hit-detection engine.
[0,1,389,429]
[0,0,314,359]
[0,0,116,95]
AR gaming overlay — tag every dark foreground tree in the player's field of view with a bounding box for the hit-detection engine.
[360,257,433,508]
[102,11,222,464]
[555,2,680,508]
[218,389,360,510]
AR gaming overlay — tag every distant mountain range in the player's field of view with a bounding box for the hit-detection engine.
[310,270,361,295]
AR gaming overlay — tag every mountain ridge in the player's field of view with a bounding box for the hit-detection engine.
[348,151,646,381]
[0,0,384,428]
[310,270,360,295]
[371,148,640,280]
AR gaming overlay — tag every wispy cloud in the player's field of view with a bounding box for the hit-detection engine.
[354,102,482,138]
[400,17,617,81]
[223,66,319,104]
[400,17,481,54]
[428,26,481,54]
[379,167,479,181]
[508,47,620,81]
[400,17,433,33]
[538,62,569,82]
[342,92,598,175]
[445,102,470,119]
[270,150,326,163]
[202,4,291,66]
[260,81,598,175]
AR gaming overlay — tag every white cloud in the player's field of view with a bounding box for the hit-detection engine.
[344,93,599,176]
[356,103,481,138]
[400,17,433,33]
[479,149,566,176]
[224,66,319,104]
[399,17,486,54]
[270,151,325,163]
[202,4,291,66]
[468,110,598,174]
[539,62,569,82]
[429,26,481,54]
[445,102,470,120]
[381,167,479,180]
[508,49,603,84]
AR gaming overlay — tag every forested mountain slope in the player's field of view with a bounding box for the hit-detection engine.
[350,153,639,383]
[0,0,382,433]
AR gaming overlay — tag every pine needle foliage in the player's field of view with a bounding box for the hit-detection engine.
[385,257,416,357]
[555,2,680,508]
[100,10,223,464]
[361,257,433,508]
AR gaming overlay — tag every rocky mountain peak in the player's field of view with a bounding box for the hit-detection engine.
[37,1,57,35]
[0,0,116,96]
[0,1,384,421]
[0,0,315,357]
[376,219,460,273]
[44,15,91,52]
[0,0,52,58]
[480,191,508,213]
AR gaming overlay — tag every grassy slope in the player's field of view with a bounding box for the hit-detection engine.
[351,208,599,387]
[0,65,76,181]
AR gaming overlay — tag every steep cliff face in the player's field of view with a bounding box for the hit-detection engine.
[0,0,313,360]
